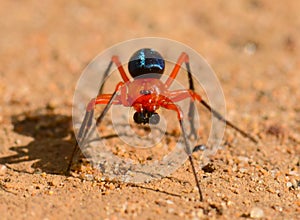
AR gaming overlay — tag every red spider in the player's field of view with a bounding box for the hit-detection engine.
[68,48,257,201]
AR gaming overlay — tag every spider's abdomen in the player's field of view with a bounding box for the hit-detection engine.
[128,48,165,78]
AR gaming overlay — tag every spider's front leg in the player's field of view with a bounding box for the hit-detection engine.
[164,52,198,139]
[160,97,204,201]
[66,82,125,174]
[168,89,258,143]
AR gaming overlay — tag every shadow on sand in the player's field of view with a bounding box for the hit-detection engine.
[0,109,75,174]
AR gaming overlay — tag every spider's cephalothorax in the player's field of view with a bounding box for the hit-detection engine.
[133,111,160,125]
[128,48,165,78]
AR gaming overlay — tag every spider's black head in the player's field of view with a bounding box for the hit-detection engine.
[133,111,160,125]
[128,48,165,78]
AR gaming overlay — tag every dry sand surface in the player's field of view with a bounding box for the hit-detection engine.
[0,0,300,219]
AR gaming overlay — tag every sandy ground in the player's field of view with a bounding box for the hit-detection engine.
[0,0,300,219]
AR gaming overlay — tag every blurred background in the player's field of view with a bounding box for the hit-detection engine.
[0,0,299,219]
[1,0,299,117]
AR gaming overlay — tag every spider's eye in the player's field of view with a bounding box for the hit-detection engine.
[140,90,151,95]
[149,112,160,125]
[133,112,147,124]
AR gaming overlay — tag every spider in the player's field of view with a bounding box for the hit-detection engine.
[68,48,257,201]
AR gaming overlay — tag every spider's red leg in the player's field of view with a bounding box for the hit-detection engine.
[168,89,200,102]
[161,100,203,201]
[111,56,130,83]
[165,52,189,88]
[68,54,129,174]
[67,83,124,174]
[79,94,122,147]
[81,90,121,149]
[165,53,197,138]
[169,89,258,143]
[98,55,130,95]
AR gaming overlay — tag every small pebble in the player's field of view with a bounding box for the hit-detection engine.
[48,178,60,186]
[166,200,174,205]
[108,183,115,190]
[178,211,184,217]
[290,179,299,188]
[167,208,174,214]
[227,200,234,206]
[46,100,57,110]
[84,174,94,181]
[0,164,7,175]
[244,42,257,55]
[273,206,283,212]
[237,156,250,163]
[288,171,299,176]
[196,209,204,218]
[155,199,173,207]
[250,207,264,219]
[14,139,21,145]
[286,182,293,188]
